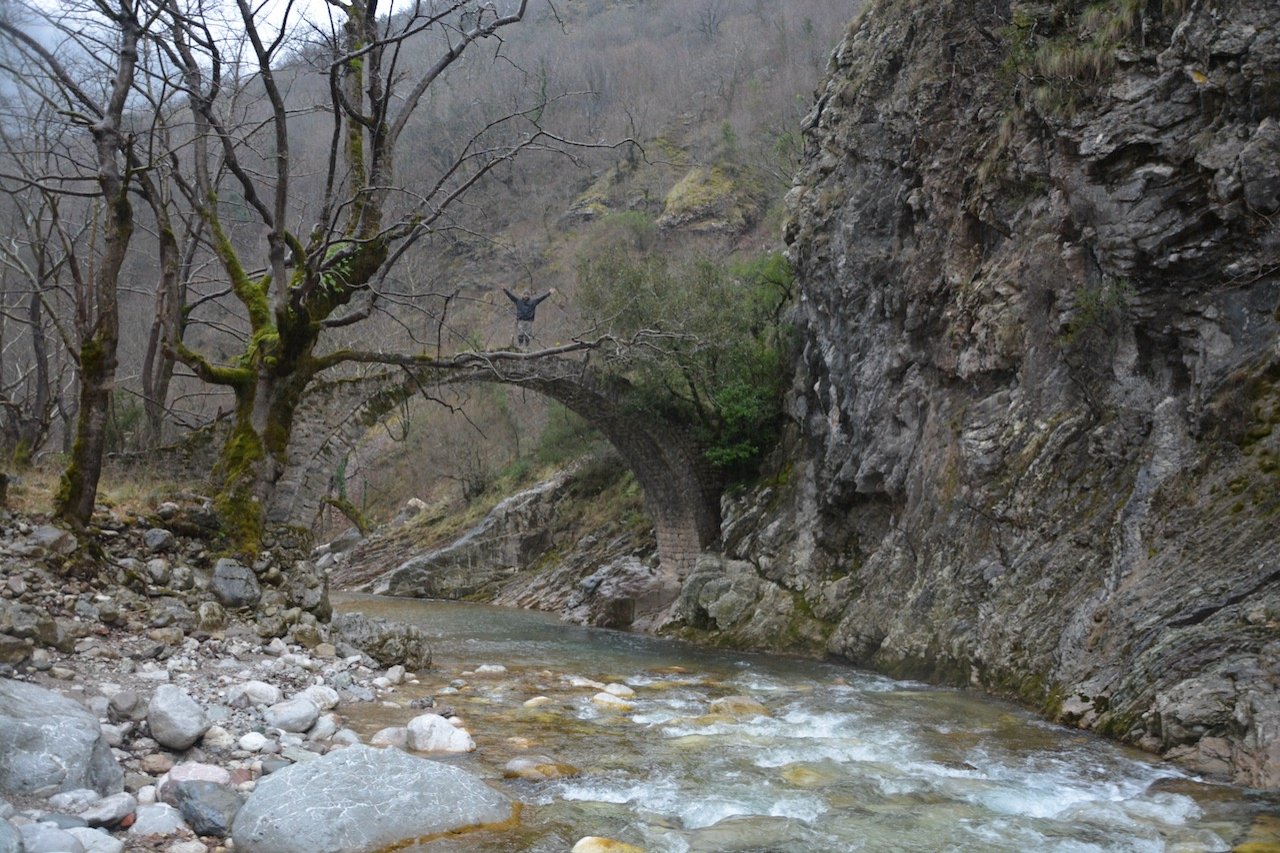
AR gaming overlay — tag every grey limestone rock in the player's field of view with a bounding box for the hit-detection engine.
[210,559,261,609]
[29,525,75,556]
[261,697,319,733]
[64,827,123,853]
[79,792,136,827]
[127,803,186,837]
[328,612,430,670]
[142,528,175,553]
[171,780,242,837]
[0,820,19,853]
[146,685,208,751]
[19,823,84,853]
[757,0,1280,788]
[231,744,512,853]
[0,679,123,796]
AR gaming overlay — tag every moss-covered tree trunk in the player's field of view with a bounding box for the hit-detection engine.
[55,333,119,529]
[2,2,140,530]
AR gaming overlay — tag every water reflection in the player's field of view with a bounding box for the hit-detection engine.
[334,594,1275,852]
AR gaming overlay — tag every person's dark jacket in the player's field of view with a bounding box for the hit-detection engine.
[503,288,551,321]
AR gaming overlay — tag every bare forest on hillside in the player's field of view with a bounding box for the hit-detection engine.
[0,0,854,532]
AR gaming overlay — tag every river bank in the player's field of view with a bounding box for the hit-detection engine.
[4,499,1280,852]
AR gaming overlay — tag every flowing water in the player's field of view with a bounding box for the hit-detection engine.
[334,594,1278,852]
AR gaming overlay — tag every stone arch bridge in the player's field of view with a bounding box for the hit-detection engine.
[268,350,724,582]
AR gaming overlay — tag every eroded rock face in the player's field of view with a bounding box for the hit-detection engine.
[367,472,571,600]
[328,612,431,671]
[700,0,1280,786]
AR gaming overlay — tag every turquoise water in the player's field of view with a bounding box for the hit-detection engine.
[335,594,1277,852]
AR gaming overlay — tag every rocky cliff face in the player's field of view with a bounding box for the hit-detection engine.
[677,0,1280,786]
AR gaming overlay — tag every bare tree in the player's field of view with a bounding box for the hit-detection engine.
[0,0,148,528]
[134,0,617,550]
[0,180,67,466]
[694,0,727,42]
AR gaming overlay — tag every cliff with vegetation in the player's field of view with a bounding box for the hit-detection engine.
[673,0,1280,786]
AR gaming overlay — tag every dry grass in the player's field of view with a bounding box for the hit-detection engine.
[3,460,197,522]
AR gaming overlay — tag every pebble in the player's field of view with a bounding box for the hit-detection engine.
[591,692,633,710]
[239,732,271,752]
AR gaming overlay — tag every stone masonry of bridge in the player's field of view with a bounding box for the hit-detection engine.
[269,352,724,585]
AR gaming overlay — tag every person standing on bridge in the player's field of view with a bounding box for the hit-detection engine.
[503,286,555,350]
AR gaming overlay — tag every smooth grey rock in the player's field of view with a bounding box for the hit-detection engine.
[210,559,261,609]
[47,789,99,812]
[107,690,146,723]
[0,679,123,796]
[30,525,75,556]
[172,780,241,837]
[261,697,320,733]
[195,601,226,632]
[65,826,124,853]
[144,558,170,585]
[298,685,339,711]
[127,803,186,837]
[19,823,84,853]
[227,680,282,708]
[0,819,19,853]
[307,713,340,742]
[368,727,408,749]
[405,714,474,753]
[79,791,136,827]
[31,814,83,829]
[231,744,512,853]
[142,529,175,553]
[146,685,208,751]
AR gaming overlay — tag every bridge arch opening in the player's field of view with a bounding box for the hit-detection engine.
[273,355,724,594]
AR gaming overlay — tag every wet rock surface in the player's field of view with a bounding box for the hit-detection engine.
[701,0,1280,787]
[230,744,512,853]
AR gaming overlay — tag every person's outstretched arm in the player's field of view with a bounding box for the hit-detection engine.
[532,287,556,306]
[502,287,518,304]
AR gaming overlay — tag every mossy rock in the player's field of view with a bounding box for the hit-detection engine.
[657,165,760,233]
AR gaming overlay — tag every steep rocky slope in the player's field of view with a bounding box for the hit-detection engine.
[675,0,1280,786]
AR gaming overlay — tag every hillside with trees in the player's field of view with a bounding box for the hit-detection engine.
[0,0,854,539]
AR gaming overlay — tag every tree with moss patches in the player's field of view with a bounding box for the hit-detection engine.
[141,0,619,552]
[0,0,150,530]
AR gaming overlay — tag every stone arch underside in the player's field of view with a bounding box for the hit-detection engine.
[270,356,723,583]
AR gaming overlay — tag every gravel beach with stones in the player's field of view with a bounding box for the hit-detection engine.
[0,501,505,853]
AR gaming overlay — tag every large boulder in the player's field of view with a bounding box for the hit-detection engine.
[0,679,123,796]
[328,613,430,670]
[232,745,512,853]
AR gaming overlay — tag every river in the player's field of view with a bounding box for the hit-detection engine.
[334,594,1277,852]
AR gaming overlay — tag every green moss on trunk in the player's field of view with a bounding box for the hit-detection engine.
[215,414,267,555]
